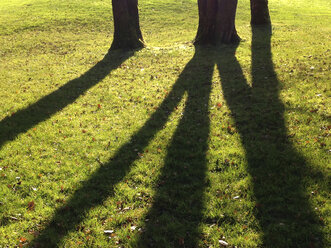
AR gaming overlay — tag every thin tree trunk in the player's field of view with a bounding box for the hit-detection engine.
[194,0,240,45]
[111,0,144,50]
[250,0,271,25]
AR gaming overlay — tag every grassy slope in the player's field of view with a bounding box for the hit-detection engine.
[0,0,330,247]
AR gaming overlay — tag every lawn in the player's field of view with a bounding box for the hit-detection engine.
[0,0,330,247]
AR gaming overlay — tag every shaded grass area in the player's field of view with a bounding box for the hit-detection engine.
[0,0,330,247]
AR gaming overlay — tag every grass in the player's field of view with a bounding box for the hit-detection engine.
[0,0,330,247]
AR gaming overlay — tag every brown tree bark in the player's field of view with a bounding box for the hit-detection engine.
[250,0,271,25]
[194,0,240,45]
[111,0,144,50]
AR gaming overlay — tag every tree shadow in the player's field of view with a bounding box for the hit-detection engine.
[0,49,135,149]
[215,26,324,247]
[32,48,214,247]
[25,28,325,247]
[136,48,214,247]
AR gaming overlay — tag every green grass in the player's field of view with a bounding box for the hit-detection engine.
[0,0,330,247]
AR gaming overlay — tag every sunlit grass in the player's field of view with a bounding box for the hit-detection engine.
[0,0,330,247]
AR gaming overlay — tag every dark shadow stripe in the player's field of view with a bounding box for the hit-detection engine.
[136,48,214,247]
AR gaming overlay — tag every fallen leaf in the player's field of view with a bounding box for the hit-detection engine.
[19,237,27,243]
[27,201,35,211]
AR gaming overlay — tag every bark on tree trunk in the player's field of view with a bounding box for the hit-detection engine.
[111,0,144,50]
[194,0,240,45]
[250,0,271,25]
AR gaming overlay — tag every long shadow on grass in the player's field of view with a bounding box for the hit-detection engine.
[216,26,323,247]
[136,49,214,247]
[0,49,134,149]
[32,48,214,247]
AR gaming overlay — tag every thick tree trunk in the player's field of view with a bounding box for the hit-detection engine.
[111,0,144,50]
[250,0,271,25]
[194,0,240,45]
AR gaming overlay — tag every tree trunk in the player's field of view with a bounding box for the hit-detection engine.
[111,0,144,50]
[250,0,271,25]
[194,0,240,45]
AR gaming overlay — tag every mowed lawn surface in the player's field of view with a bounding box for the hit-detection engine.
[0,0,330,247]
